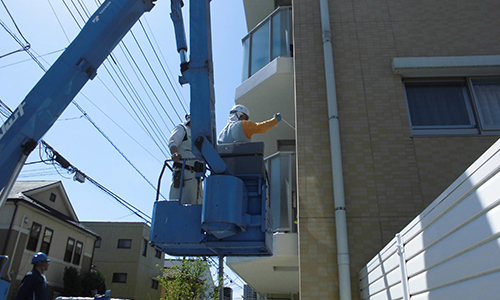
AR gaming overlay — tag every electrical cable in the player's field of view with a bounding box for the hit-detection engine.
[79,93,164,163]
[121,37,180,126]
[138,19,188,114]
[71,100,163,195]
[113,45,172,147]
[40,140,152,224]
[100,59,171,156]
[0,0,31,58]
[46,0,71,42]
[142,17,189,110]
[103,54,171,155]
[0,48,65,70]
[57,0,180,158]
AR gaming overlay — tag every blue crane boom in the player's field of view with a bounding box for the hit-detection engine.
[0,0,155,205]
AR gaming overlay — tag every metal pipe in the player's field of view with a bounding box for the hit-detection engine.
[7,213,26,281]
[318,0,352,299]
[396,233,411,300]
[218,255,224,300]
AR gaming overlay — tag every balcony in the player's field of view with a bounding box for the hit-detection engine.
[241,6,292,81]
[227,152,298,298]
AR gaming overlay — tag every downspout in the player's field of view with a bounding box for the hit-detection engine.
[318,0,352,299]
[1,200,18,256]
[7,208,27,282]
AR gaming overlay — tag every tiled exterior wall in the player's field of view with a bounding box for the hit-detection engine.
[293,0,500,299]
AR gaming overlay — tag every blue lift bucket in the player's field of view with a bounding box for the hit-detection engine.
[150,142,273,256]
[0,256,10,300]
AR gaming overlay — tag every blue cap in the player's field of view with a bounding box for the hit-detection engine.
[32,252,50,264]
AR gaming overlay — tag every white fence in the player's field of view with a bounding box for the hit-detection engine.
[359,139,500,300]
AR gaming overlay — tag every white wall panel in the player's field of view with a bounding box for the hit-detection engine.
[359,139,500,300]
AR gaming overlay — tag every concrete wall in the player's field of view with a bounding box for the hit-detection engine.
[83,222,163,300]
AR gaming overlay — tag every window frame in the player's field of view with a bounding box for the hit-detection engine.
[26,222,42,251]
[117,239,132,249]
[469,77,500,131]
[112,273,127,283]
[151,279,159,290]
[141,239,148,257]
[64,238,75,263]
[39,227,54,255]
[72,241,83,265]
[403,77,500,136]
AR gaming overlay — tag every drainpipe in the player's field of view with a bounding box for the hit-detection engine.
[8,212,27,281]
[319,0,352,299]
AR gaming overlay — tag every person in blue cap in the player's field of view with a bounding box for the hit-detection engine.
[14,252,50,300]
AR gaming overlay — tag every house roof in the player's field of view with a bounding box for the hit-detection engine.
[8,180,99,237]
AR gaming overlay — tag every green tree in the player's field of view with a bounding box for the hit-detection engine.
[158,258,219,300]
[62,266,82,296]
[81,270,107,296]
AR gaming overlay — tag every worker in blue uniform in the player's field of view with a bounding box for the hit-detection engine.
[168,114,204,205]
[14,252,50,300]
[218,104,281,144]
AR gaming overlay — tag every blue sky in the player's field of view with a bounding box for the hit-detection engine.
[1,0,248,297]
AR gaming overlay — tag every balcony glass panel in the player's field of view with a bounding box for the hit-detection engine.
[242,7,292,81]
[250,22,270,77]
[266,152,296,233]
[272,9,291,60]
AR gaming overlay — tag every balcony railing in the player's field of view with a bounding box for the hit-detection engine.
[265,151,297,233]
[242,6,293,81]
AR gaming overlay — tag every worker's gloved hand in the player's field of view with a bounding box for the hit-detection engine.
[274,113,282,122]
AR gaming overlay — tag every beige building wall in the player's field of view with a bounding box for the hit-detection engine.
[292,0,500,299]
[1,181,98,300]
[83,222,163,300]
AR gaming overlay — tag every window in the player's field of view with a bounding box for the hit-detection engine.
[275,0,292,7]
[39,228,53,254]
[404,77,500,135]
[117,239,132,249]
[155,249,162,259]
[142,239,148,257]
[49,193,56,202]
[151,279,159,290]
[64,238,75,262]
[73,241,83,265]
[112,273,127,283]
[26,222,42,251]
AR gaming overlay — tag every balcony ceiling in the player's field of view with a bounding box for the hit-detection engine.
[243,0,275,31]
[227,232,299,296]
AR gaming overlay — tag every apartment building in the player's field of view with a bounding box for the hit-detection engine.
[227,0,500,299]
[0,181,99,300]
[82,222,163,300]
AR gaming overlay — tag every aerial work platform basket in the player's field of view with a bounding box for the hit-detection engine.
[150,142,273,256]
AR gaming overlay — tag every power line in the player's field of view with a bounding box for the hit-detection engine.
[40,140,152,224]
[71,100,163,195]
[0,0,31,58]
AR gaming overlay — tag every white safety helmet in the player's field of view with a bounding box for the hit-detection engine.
[230,104,250,119]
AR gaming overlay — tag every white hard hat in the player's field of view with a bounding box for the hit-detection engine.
[230,104,249,118]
